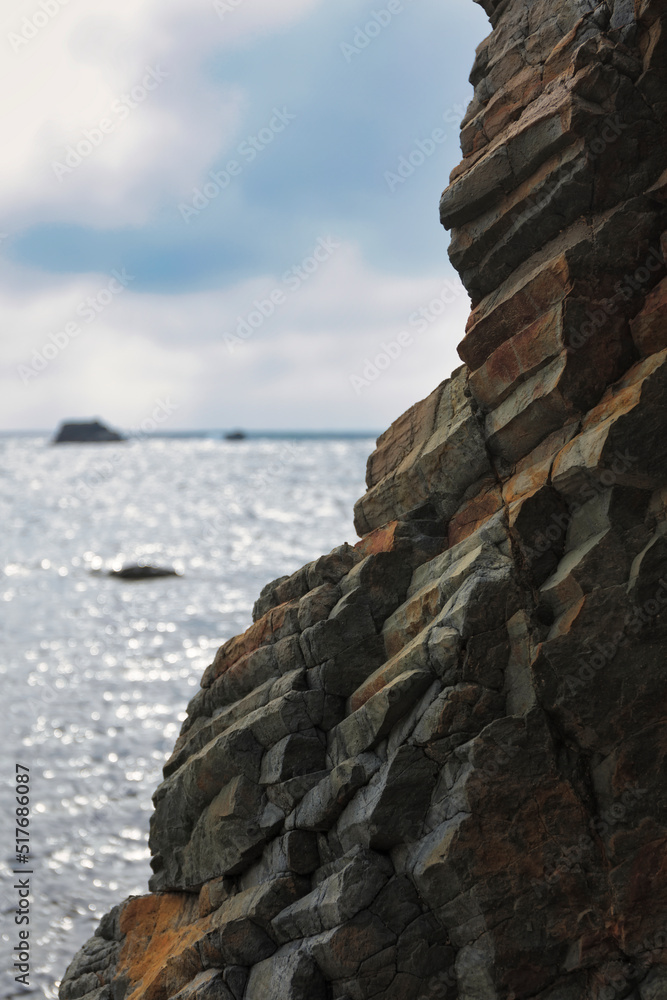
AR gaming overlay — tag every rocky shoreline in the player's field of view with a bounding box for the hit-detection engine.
[60,0,667,997]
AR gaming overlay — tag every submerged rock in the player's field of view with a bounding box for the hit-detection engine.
[60,2,667,999]
[53,420,124,444]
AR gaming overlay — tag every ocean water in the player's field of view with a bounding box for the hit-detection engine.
[0,433,374,1000]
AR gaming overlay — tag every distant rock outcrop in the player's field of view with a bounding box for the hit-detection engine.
[108,565,181,580]
[53,420,124,444]
[60,2,667,999]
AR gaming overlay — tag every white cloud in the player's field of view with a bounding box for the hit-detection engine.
[0,0,322,229]
[0,243,468,430]
[0,0,484,432]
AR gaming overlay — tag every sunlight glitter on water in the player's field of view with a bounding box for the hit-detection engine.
[0,434,373,1000]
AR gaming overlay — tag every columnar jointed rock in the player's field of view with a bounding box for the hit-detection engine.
[61,2,667,998]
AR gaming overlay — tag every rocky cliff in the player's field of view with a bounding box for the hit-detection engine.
[60,1,667,998]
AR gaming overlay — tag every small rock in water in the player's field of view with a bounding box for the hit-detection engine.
[53,419,125,444]
[108,564,181,580]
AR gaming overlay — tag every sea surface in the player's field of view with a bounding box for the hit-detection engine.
[0,432,375,999]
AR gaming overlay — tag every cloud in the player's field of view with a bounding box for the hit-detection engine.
[0,0,490,430]
[1,243,469,430]
[0,0,324,230]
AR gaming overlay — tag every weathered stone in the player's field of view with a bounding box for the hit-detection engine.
[299,597,377,667]
[552,350,667,499]
[173,776,278,890]
[295,754,381,831]
[61,4,667,1000]
[381,524,513,663]
[168,969,234,1000]
[354,367,491,535]
[354,518,448,568]
[198,876,236,919]
[332,670,434,763]
[297,583,341,631]
[149,692,326,889]
[337,745,439,850]
[201,641,279,702]
[317,633,387,698]
[307,911,396,982]
[198,876,309,967]
[340,551,414,627]
[238,831,321,889]
[272,850,391,942]
[245,946,327,1000]
[260,731,326,785]
[167,670,310,779]
[412,684,504,746]
[265,769,328,815]
[252,545,361,622]
[447,480,504,548]
[630,276,667,355]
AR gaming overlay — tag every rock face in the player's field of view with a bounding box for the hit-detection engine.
[60,2,667,999]
[53,420,124,444]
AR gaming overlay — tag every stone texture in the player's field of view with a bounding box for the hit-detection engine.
[61,2,667,1000]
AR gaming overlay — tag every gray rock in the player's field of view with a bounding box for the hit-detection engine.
[331,670,434,763]
[260,732,326,785]
[169,969,235,1000]
[271,849,391,942]
[245,945,327,1000]
[53,419,124,443]
[337,744,439,851]
[295,753,381,831]
[297,582,341,630]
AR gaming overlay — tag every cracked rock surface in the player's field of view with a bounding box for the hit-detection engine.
[60,1,667,998]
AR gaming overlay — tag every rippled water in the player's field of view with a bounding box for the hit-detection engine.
[0,433,373,999]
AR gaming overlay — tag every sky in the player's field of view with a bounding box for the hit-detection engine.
[0,0,490,432]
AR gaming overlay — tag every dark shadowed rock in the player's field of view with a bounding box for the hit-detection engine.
[53,420,125,443]
[108,564,181,580]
